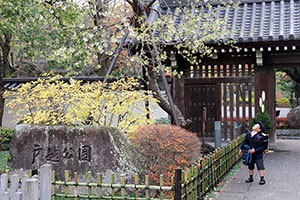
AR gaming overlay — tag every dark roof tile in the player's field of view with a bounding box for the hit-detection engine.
[149,0,300,43]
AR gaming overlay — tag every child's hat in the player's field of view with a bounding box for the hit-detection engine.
[257,121,265,133]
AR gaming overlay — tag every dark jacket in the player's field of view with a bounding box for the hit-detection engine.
[240,131,264,160]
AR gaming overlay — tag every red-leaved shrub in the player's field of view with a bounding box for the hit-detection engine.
[130,124,201,184]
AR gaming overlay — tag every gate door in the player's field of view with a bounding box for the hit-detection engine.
[185,84,220,138]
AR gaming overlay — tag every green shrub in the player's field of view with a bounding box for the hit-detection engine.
[276,98,289,104]
[0,128,13,151]
[250,112,272,134]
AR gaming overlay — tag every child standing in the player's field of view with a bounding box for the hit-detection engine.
[239,121,266,185]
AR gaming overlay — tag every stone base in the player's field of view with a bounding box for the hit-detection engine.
[276,129,300,140]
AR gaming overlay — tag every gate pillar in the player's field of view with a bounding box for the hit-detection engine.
[254,67,276,143]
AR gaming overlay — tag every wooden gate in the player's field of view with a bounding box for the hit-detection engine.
[174,62,255,141]
[185,84,220,138]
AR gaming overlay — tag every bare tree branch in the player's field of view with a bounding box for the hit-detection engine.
[146,0,157,8]
[103,28,130,84]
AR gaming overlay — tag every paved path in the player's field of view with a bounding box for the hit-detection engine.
[215,139,300,200]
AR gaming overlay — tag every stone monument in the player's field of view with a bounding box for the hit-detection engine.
[9,125,143,183]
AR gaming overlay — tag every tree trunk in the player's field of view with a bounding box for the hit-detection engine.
[94,1,112,76]
[0,34,11,126]
[0,34,12,77]
[147,66,192,128]
[124,0,192,128]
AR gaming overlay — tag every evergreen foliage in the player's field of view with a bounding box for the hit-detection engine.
[250,111,272,134]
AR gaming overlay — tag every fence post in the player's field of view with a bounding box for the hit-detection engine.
[24,178,39,200]
[13,191,23,200]
[214,121,222,149]
[0,174,8,194]
[10,174,19,198]
[174,168,182,200]
[40,164,52,200]
[1,191,9,200]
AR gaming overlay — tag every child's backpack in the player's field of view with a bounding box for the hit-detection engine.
[242,144,252,166]
[259,132,269,151]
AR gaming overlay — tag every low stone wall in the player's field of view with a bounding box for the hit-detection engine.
[276,129,300,139]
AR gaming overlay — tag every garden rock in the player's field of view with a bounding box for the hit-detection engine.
[202,143,215,154]
[287,106,300,128]
[9,125,143,184]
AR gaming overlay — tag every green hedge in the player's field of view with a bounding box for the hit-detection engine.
[0,127,13,151]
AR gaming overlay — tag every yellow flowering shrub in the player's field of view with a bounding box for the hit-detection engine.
[4,76,157,135]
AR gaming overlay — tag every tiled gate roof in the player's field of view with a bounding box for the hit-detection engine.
[149,0,300,43]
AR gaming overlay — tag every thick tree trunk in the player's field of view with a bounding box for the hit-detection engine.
[0,34,12,77]
[123,0,192,128]
[147,67,192,128]
[93,1,112,76]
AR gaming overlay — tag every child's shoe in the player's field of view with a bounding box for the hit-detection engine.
[245,178,253,183]
[259,179,266,185]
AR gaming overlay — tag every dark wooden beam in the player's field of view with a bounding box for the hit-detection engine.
[184,77,254,84]
[264,52,300,65]
[266,64,300,68]
[200,55,256,65]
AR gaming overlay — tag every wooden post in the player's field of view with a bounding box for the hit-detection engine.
[202,107,207,157]
[184,171,188,200]
[88,171,92,196]
[197,163,201,199]
[51,171,55,200]
[112,173,115,197]
[145,175,149,199]
[65,170,70,200]
[229,84,234,140]
[97,173,101,198]
[160,174,164,198]
[174,168,182,200]
[24,178,39,200]
[134,174,139,198]
[40,164,52,200]
[121,174,125,197]
[74,172,78,200]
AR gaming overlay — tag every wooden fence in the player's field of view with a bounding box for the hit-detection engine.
[173,134,245,200]
[0,135,245,200]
